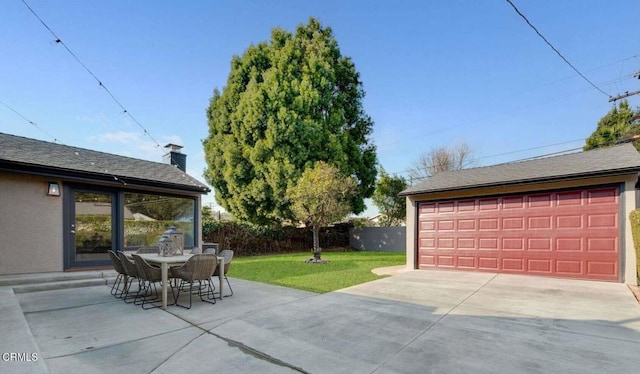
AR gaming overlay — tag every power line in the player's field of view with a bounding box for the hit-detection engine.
[0,99,61,143]
[390,138,587,180]
[21,0,163,151]
[471,138,586,163]
[376,68,636,151]
[609,71,640,102]
[405,145,584,184]
[505,0,611,99]
[403,132,640,184]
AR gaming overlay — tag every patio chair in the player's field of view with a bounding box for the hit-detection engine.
[118,252,142,304]
[213,249,234,297]
[136,246,158,254]
[132,254,174,309]
[202,243,219,255]
[170,254,218,309]
[108,250,127,298]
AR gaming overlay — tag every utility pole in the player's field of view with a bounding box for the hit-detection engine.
[609,71,640,102]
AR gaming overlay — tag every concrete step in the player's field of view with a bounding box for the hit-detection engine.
[0,270,120,293]
[0,270,118,287]
[12,278,114,293]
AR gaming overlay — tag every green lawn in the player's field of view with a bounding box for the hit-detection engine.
[227,250,406,293]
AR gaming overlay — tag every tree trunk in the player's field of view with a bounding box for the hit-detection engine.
[312,224,321,260]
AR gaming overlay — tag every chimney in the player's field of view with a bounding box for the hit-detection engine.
[163,143,186,172]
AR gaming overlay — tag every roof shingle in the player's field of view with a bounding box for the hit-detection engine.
[401,143,640,196]
[0,132,209,193]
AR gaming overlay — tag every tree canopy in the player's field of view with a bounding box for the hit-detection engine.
[407,143,473,184]
[287,162,356,260]
[124,193,193,221]
[204,18,377,224]
[584,101,640,151]
[372,167,407,226]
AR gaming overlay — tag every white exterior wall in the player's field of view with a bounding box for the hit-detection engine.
[0,172,63,274]
[405,175,638,284]
[405,197,416,271]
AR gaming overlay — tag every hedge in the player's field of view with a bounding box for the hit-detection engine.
[202,220,351,257]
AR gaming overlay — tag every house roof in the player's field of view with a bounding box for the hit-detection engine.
[400,143,640,196]
[0,132,210,193]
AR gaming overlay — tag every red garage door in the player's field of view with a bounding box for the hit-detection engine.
[417,186,620,281]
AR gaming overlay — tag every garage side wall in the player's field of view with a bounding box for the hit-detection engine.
[0,172,63,274]
[406,197,417,270]
[622,178,637,283]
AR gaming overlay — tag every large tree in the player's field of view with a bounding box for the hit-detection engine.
[584,101,640,151]
[287,162,356,261]
[407,143,473,184]
[204,18,377,224]
[372,167,407,226]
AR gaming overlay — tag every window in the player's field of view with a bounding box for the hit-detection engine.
[123,192,195,250]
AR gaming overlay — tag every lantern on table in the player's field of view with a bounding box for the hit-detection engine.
[158,235,172,257]
[164,225,184,256]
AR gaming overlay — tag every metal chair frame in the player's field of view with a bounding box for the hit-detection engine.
[132,254,175,310]
[108,250,127,298]
[213,249,234,298]
[170,254,218,309]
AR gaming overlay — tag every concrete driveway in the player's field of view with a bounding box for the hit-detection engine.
[4,270,640,373]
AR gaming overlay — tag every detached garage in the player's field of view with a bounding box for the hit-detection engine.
[400,143,640,283]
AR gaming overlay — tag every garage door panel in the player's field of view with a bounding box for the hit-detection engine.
[502,196,525,209]
[478,257,499,270]
[528,194,553,208]
[458,200,476,211]
[457,219,476,230]
[528,238,552,251]
[587,214,617,228]
[420,220,436,231]
[457,256,476,268]
[420,203,436,214]
[528,216,552,229]
[587,262,617,277]
[528,259,552,273]
[437,256,455,267]
[556,191,583,206]
[503,217,524,229]
[587,188,617,204]
[502,258,524,271]
[438,202,455,212]
[587,237,617,252]
[457,238,475,248]
[478,238,499,249]
[502,238,524,250]
[556,238,583,251]
[437,237,455,249]
[417,186,620,281]
[438,220,455,230]
[479,198,500,210]
[556,260,583,275]
[479,218,499,230]
[556,215,582,228]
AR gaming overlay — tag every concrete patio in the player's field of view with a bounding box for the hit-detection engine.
[2,270,640,373]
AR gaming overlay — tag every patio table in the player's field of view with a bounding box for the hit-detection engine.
[136,253,225,309]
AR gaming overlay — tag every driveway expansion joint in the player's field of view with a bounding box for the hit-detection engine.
[371,273,500,373]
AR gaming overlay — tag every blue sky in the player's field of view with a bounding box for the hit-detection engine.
[2,1,639,217]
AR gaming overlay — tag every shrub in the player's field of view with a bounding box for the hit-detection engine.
[202,221,351,256]
[628,209,640,284]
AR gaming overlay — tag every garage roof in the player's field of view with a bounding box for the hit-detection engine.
[0,132,210,193]
[400,143,640,196]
